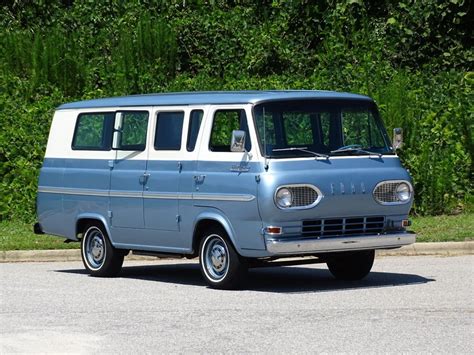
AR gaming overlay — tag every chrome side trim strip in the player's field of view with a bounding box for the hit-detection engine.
[38,186,109,197]
[144,192,254,201]
[38,186,142,198]
[109,190,142,198]
[193,193,256,202]
[39,186,256,202]
[143,192,193,200]
[265,232,416,255]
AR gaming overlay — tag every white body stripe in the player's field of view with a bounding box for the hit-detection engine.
[45,105,395,163]
[45,109,116,159]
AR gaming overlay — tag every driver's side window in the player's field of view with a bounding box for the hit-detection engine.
[209,109,251,152]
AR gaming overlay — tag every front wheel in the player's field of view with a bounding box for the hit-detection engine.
[199,227,247,289]
[326,249,375,281]
[81,224,124,277]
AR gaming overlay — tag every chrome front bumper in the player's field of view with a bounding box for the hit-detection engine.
[265,232,416,255]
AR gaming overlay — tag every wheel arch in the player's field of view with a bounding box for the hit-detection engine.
[75,213,112,242]
[192,211,239,257]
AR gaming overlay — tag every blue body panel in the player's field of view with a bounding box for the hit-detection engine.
[37,158,266,255]
[63,159,111,239]
[37,155,413,257]
[37,159,65,237]
[193,159,264,252]
[144,160,180,231]
[110,159,146,229]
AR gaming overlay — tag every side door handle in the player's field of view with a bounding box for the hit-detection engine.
[139,173,150,185]
[193,175,206,184]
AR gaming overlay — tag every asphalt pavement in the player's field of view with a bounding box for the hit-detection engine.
[1,255,473,353]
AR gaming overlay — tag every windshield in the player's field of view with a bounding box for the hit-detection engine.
[253,100,393,158]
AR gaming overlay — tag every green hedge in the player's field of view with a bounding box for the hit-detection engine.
[0,1,472,221]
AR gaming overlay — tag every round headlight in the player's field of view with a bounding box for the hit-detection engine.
[395,182,411,202]
[276,188,293,208]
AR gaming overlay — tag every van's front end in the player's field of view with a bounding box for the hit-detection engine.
[253,97,415,276]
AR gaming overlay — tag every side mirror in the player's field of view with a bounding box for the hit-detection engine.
[230,130,246,152]
[112,113,123,150]
[393,127,403,150]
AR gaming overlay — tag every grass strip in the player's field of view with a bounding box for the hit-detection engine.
[409,213,473,243]
[0,221,79,251]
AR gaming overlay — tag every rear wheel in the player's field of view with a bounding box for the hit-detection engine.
[81,223,124,277]
[326,249,375,281]
[199,227,247,289]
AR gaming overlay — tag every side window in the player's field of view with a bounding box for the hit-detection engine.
[72,112,114,150]
[209,109,251,152]
[117,111,149,151]
[154,112,184,150]
[186,110,204,152]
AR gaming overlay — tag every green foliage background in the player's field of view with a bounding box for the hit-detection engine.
[0,0,472,221]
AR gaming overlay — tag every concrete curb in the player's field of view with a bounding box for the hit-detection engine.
[376,241,473,257]
[1,241,472,263]
[0,249,156,263]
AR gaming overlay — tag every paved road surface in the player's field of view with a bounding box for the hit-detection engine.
[1,255,473,353]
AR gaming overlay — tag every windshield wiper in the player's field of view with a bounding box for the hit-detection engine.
[272,147,329,159]
[330,145,382,158]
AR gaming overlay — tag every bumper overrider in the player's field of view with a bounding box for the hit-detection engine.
[265,232,416,255]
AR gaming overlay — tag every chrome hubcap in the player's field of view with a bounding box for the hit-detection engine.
[211,245,226,271]
[91,237,103,259]
[204,235,229,281]
[84,228,106,269]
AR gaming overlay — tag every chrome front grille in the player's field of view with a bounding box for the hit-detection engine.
[373,182,399,203]
[288,185,319,207]
[302,216,385,238]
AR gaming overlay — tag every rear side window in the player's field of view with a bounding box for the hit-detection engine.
[154,112,184,150]
[209,109,251,152]
[186,110,204,152]
[72,112,114,150]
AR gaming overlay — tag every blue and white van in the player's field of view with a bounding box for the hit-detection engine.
[35,91,415,289]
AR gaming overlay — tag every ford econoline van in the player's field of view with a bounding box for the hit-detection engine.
[35,91,416,289]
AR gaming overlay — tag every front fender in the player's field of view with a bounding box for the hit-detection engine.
[193,208,239,252]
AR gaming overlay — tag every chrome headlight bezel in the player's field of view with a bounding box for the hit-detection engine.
[373,180,413,205]
[274,184,323,210]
